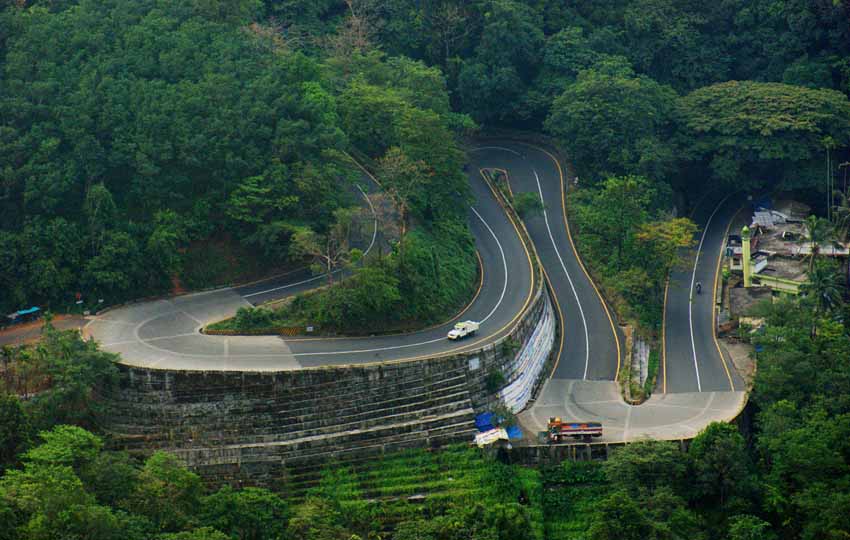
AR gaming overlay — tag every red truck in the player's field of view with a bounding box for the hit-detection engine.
[547,417,603,443]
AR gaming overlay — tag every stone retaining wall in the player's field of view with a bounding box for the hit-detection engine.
[97,285,555,489]
[95,161,556,490]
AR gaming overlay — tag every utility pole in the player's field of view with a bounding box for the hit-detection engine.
[827,148,831,221]
[839,162,850,198]
[742,226,752,288]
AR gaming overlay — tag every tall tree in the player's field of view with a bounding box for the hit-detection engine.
[545,63,678,182]
[290,209,360,285]
[676,81,850,191]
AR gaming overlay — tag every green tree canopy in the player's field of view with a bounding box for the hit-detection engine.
[200,485,289,540]
[545,64,678,182]
[676,81,850,190]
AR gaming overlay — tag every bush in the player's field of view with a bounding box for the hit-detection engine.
[263,219,476,333]
[233,307,275,330]
[486,370,506,393]
[513,192,543,218]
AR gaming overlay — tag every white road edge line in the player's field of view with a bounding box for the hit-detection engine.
[108,187,512,359]
[533,169,590,380]
[244,184,378,299]
[473,146,522,156]
[293,205,507,356]
[470,206,508,324]
[688,194,732,393]
[239,206,507,357]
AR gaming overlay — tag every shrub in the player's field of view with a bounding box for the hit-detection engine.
[233,307,275,330]
[486,370,506,393]
[514,192,544,218]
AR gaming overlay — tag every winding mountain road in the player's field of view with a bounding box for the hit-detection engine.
[85,140,746,442]
[85,150,535,370]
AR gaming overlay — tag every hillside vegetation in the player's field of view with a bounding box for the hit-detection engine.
[2,0,850,539]
[3,294,848,540]
[0,0,476,329]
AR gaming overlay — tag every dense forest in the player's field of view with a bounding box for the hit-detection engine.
[0,0,476,328]
[2,0,850,538]
[3,0,849,329]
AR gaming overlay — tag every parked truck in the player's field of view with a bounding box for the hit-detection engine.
[447,320,479,340]
[547,417,603,443]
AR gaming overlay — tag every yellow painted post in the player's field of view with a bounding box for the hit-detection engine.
[742,225,752,288]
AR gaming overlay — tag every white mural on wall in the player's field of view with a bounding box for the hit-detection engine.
[498,298,556,413]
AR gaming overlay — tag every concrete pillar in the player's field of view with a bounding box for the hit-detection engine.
[742,225,752,288]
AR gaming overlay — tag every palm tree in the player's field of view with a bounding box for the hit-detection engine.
[802,260,843,316]
[801,216,836,272]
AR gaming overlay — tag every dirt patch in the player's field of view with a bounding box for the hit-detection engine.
[722,339,756,389]
[0,315,87,346]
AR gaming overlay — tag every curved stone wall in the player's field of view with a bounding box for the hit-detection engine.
[95,167,556,489]
[96,284,555,488]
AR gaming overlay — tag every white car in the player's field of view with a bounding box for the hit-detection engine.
[447,320,480,340]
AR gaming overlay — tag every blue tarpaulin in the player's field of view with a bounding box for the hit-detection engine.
[16,307,40,316]
[475,412,494,432]
[505,425,523,440]
[754,196,772,211]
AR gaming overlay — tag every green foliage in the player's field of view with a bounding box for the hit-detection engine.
[285,445,542,540]
[456,0,544,124]
[159,528,230,540]
[1,320,118,433]
[512,192,543,218]
[500,337,520,358]
[0,1,476,314]
[689,422,753,509]
[485,369,505,393]
[23,425,102,473]
[587,490,657,540]
[570,175,693,329]
[676,81,850,190]
[232,307,276,331]
[802,259,843,316]
[0,0,358,310]
[286,497,355,540]
[224,216,476,334]
[488,401,517,430]
[643,350,659,396]
[200,485,289,540]
[129,452,204,533]
[747,296,850,539]
[0,394,30,473]
[546,65,678,182]
[603,440,688,495]
[80,451,140,509]
[728,514,776,540]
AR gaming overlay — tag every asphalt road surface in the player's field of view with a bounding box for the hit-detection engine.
[663,192,745,393]
[469,144,621,381]
[85,151,536,370]
[86,140,746,441]
[479,141,747,441]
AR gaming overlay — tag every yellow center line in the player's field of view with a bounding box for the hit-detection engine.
[499,163,564,379]
[543,266,567,379]
[365,168,537,365]
[712,205,744,392]
[529,144,623,380]
[661,278,670,393]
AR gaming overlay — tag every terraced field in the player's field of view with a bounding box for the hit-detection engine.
[283,444,545,537]
[541,462,608,539]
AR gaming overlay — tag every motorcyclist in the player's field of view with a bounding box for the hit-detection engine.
[695,281,702,295]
